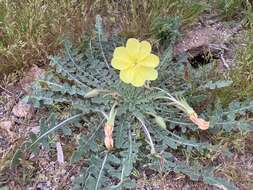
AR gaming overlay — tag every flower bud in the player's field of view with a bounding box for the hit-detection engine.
[189,113,209,130]
[103,103,117,151]
[104,123,113,137]
[154,115,167,129]
[104,123,114,151]
[146,112,167,129]
[84,89,107,98]
[104,136,113,151]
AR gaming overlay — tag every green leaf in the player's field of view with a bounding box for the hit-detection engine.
[0,186,9,190]
[201,80,233,90]
[10,148,22,168]
[29,113,84,149]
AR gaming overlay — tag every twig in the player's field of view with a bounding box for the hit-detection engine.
[219,53,229,69]
[0,84,14,96]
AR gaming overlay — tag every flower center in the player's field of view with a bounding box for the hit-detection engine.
[133,58,138,65]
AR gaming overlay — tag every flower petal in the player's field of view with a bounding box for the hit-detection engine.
[140,66,158,80]
[140,41,151,54]
[138,41,152,60]
[113,47,129,59]
[131,66,158,87]
[126,38,140,59]
[131,76,146,87]
[111,58,133,70]
[119,67,135,84]
[139,54,159,68]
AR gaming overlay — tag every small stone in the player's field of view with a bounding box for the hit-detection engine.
[12,101,34,118]
[56,142,65,164]
[0,120,15,139]
[20,64,45,92]
[30,126,40,134]
[0,120,13,128]
[182,183,191,190]
[70,176,75,182]
[29,153,36,159]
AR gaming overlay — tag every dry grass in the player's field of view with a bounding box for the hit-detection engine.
[214,132,253,190]
[218,31,253,104]
[106,0,205,38]
[0,0,206,77]
[0,0,104,76]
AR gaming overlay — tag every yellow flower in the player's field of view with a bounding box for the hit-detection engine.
[111,38,159,87]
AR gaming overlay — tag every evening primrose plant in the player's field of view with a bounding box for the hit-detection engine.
[17,16,253,190]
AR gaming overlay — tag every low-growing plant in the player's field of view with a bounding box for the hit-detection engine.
[14,16,253,189]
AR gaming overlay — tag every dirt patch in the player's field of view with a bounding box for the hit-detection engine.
[173,14,243,69]
[216,146,253,190]
[137,173,213,190]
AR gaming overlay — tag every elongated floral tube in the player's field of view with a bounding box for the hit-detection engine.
[189,113,209,130]
[168,97,210,130]
[103,103,117,151]
[104,123,114,151]
[154,88,210,130]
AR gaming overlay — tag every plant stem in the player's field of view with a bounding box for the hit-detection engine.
[95,152,108,190]
[137,117,156,154]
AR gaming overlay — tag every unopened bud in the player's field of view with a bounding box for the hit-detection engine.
[146,112,167,129]
[104,136,113,151]
[103,103,117,151]
[189,113,209,130]
[104,123,113,137]
[104,123,114,150]
[189,112,198,120]
[154,115,167,129]
[84,89,107,98]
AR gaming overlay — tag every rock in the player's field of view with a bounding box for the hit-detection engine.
[30,126,40,134]
[56,142,65,164]
[0,120,15,139]
[12,101,34,118]
[182,183,191,190]
[0,120,13,128]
